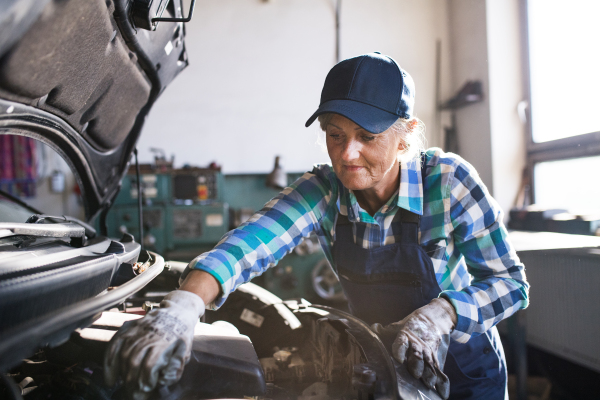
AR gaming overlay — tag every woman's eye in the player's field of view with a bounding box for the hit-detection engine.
[362,135,375,142]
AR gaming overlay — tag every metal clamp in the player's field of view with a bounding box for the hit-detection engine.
[152,0,196,23]
[133,0,196,31]
[0,222,85,239]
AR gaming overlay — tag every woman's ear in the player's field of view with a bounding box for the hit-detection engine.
[398,140,407,151]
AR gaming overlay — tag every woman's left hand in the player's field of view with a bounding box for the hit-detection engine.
[371,298,457,399]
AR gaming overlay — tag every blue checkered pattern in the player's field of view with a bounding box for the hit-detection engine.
[186,148,529,342]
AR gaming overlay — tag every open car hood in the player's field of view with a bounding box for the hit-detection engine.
[0,0,188,222]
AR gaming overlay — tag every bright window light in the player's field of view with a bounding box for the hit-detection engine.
[528,0,600,143]
[534,155,600,214]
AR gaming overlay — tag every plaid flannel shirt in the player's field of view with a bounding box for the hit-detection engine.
[185,147,529,342]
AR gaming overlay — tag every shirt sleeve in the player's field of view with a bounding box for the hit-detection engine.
[180,167,335,309]
[439,159,530,343]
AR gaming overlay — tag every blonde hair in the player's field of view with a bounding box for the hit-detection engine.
[316,113,426,163]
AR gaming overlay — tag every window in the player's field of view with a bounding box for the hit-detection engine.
[534,156,600,214]
[525,0,600,213]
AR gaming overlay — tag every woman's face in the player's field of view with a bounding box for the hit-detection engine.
[325,114,404,193]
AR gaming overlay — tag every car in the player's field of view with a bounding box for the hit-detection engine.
[0,1,441,399]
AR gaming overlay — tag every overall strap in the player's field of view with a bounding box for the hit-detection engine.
[334,213,353,246]
[336,213,352,225]
[399,207,419,244]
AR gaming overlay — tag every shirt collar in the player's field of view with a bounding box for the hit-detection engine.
[337,156,424,221]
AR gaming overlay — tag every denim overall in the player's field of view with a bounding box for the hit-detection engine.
[331,167,507,400]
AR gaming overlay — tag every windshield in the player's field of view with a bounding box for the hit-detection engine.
[0,194,35,223]
[1,135,85,223]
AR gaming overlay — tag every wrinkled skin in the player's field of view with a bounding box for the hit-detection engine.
[325,114,406,215]
[371,298,456,399]
[104,290,205,400]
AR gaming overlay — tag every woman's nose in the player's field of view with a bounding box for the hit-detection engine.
[341,139,361,161]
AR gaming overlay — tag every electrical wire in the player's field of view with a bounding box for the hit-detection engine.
[134,148,144,250]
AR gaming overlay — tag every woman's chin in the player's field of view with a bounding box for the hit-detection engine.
[339,178,369,191]
[334,169,370,190]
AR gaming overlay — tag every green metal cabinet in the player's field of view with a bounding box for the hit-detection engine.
[103,169,342,304]
[113,173,172,205]
[165,203,229,248]
[106,202,229,256]
[105,171,228,256]
[107,205,168,254]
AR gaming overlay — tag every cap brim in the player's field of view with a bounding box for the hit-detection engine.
[305,99,399,134]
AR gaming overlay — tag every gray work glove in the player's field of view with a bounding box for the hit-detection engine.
[371,298,456,399]
[104,290,205,400]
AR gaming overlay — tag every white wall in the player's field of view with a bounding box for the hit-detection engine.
[137,0,452,173]
[447,0,494,191]
[486,0,527,215]
[136,0,525,214]
[446,0,526,216]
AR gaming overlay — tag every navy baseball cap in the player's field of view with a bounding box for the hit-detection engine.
[305,52,415,133]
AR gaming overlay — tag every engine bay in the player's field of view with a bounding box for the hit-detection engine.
[3,264,441,400]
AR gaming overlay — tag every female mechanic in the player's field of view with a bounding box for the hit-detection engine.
[105,52,529,400]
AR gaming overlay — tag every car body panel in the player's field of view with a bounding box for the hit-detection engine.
[0,0,188,221]
[0,245,163,373]
[0,0,184,374]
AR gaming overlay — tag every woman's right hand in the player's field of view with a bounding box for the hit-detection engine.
[104,290,205,400]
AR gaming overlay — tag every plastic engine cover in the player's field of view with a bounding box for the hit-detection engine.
[76,312,265,399]
[149,321,266,399]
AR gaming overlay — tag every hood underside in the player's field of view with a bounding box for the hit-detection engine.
[0,0,189,222]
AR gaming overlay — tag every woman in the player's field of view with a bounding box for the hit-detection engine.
[105,53,529,400]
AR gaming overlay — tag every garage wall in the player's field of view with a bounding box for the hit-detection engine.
[486,0,527,216]
[26,141,85,220]
[447,0,494,191]
[446,0,526,216]
[137,0,452,174]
